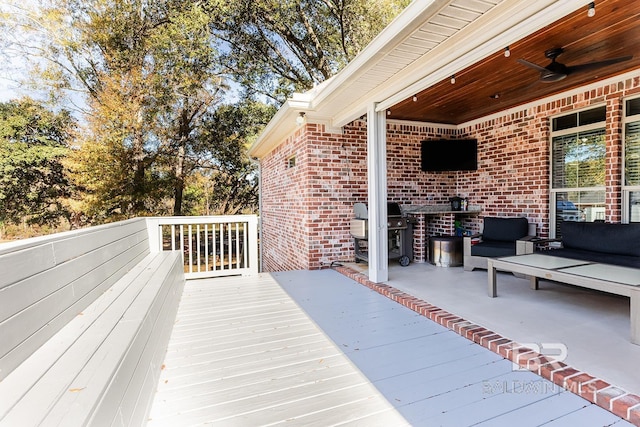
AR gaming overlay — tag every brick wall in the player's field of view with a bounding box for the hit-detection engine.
[260,122,369,271]
[260,126,310,272]
[457,109,550,236]
[259,73,640,271]
[385,122,456,205]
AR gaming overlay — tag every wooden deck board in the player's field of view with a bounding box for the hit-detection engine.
[473,391,597,426]
[162,336,335,377]
[539,403,629,426]
[149,270,633,426]
[151,362,359,418]
[148,273,405,426]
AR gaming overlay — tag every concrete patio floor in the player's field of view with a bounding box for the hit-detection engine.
[350,260,640,397]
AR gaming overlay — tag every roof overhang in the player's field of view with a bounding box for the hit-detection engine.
[249,0,599,158]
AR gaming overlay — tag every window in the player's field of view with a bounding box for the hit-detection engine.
[623,97,640,222]
[287,155,296,169]
[550,106,606,237]
[627,191,640,222]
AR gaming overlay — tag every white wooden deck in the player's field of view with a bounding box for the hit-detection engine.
[149,269,632,426]
[148,272,407,426]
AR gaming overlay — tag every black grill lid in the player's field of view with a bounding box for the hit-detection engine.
[387,202,402,217]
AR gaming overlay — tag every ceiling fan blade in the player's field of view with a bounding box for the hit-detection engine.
[566,55,633,74]
[517,58,549,72]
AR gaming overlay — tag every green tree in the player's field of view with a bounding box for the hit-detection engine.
[184,100,276,215]
[149,4,227,215]
[3,0,226,219]
[0,98,75,229]
[1,0,410,224]
[207,0,410,102]
[65,76,173,223]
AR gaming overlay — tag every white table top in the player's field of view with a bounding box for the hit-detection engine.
[495,254,640,286]
[496,254,591,269]
[561,263,640,286]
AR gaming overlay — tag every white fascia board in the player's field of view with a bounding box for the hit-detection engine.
[249,77,337,158]
[374,0,586,113]
[308,0,451,109]
[331,0,586,127]
[248,98,309,158]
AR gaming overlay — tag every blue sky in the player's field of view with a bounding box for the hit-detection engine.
[0,1,25,101]
[0,64,29,102]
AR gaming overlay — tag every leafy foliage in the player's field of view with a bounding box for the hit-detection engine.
[0,0,410,232]
[184,100,277,215]
[207,0,410,102]
[22,0,227,220]
[0,98,74,227]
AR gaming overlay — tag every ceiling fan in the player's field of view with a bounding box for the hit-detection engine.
[517,47,632,83]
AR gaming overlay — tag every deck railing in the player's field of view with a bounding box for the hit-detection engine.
[146,215,259,279]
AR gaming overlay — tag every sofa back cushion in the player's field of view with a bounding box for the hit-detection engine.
[561,221,640,256]
[482,217,529,242]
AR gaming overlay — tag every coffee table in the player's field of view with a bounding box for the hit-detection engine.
[487,253,640,345]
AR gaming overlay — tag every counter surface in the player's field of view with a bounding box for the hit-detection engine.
[405,204,481,215]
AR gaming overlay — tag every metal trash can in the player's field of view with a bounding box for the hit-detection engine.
[429,236,463,267]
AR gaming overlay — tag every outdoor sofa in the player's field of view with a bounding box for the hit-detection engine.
[486,221,640,345]
[537,221,640,268]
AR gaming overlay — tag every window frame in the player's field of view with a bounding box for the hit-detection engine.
[549,104,607,238]
[622,96,640,223]
[286,155,296,169]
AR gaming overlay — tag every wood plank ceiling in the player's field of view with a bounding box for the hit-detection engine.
[388,0,640,125]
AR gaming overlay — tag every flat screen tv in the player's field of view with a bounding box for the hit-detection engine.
[421,139,477,171]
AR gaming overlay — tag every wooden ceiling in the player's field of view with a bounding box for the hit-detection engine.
[388,0,640,125]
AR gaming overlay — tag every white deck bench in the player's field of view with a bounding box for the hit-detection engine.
[0,218,185,426]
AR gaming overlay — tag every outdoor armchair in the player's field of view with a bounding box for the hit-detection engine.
[463,216,536,271]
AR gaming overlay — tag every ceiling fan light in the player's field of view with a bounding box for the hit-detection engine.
[450,75,456,84]
[504,46,511,58]
[540,72,567,83]
[588,2,595,17]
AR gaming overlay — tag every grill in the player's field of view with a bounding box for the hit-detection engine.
[350,202,413,266]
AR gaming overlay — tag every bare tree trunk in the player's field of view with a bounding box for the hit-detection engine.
[131,128,146,214]
[173,142,185,216]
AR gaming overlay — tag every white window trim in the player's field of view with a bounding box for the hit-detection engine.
[622,96,640,223]
[549,105,607,237]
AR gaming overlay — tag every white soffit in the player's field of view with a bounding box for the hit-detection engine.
[314,0,508,126]
[325,0,588,127]
[249,0,587,158]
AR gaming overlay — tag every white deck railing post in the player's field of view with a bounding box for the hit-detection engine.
[145,217,161,253]
[148,215,260,279]
[247,215,259,276]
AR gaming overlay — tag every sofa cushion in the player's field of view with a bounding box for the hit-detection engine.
[470,241,517,258]
[482,217,529,242]
[560,221,640,257]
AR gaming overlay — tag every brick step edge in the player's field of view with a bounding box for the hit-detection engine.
[333,265,640,427]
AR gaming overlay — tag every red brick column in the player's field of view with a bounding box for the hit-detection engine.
[605,94,623,223]
[411,214,426,262]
